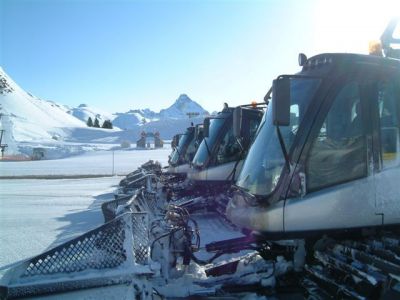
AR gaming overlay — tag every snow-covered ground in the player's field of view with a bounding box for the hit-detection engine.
[0,147,282,300]
[0,147,170,177]
[0,177,120,269]
[0,149,169,270]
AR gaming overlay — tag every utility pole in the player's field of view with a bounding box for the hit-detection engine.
[0,114,8,158]
[112,150,115,176]
[186,112,200,119]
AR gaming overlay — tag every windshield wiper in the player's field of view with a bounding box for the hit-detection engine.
[226,138,244,182]
[276,126,290,171]
[203,138,212,157]
[175,146,182,157]
[234,184,259,206]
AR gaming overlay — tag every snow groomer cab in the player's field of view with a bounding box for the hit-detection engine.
[189,103,264,186]
[167,123,204,176]
[227,18,400,237]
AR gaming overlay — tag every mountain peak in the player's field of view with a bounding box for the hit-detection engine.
[159,94,208,119]
[173,94,194,108]
[176,94,191,102]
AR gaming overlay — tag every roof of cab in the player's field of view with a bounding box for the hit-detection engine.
[301,53,400,75]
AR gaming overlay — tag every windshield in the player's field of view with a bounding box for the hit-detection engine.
[236,78,321,196]
[169,130,194,166]
[192,117,226,167]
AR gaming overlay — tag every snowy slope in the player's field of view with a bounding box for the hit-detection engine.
[0,68,125,157]
[0,67,86,144]
[68,104,114,125]
[112,112,141,130]
[112,109,157,130]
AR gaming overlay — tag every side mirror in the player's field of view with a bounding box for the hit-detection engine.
[272,77,291,126]
[203,118,210,138]
[196,127,204,142]
[172,135,180,149]
[233,106,242,138]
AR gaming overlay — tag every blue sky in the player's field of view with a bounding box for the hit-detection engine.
[1,0,398,113]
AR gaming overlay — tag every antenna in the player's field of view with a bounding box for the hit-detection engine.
[381,17,400,59]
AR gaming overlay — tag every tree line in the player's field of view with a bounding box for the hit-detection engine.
[86,117,113,129]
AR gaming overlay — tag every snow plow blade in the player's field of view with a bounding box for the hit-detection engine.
[101,194,133,222]
[102,188,161,222]
[0,213,151,299]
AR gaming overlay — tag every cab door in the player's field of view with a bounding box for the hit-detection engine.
[284,78,381,232]
[373,72,400,225]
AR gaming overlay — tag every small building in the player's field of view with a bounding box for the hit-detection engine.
[136,131,147,148]
[136,131,164,149]
[154,131,163,148]
[32,148,46,160]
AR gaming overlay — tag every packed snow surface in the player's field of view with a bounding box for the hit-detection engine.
[0,177,120,269]
[0,148,170,176]
[0,149,169,269]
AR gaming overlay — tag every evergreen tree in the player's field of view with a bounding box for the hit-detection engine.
[87,117,93,127]
[93,117,100,128]
[102,120,113,129]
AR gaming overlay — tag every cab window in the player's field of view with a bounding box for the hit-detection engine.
[185,137,197,162]
[248,117,260,143]
[378,77,400,169]
[215,127,241,165]
[242,115,261,148]
[306,82,368,191]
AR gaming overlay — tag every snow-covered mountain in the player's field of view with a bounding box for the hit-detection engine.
[0,67,211,158]
[112,109,158,130]
[136,108,159,120]
[0,68,126,157]
[110,95,208,130]
[0,67,86,146]
[112,112,141,130]
[68,104,114,125]
[159,94,208,119]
